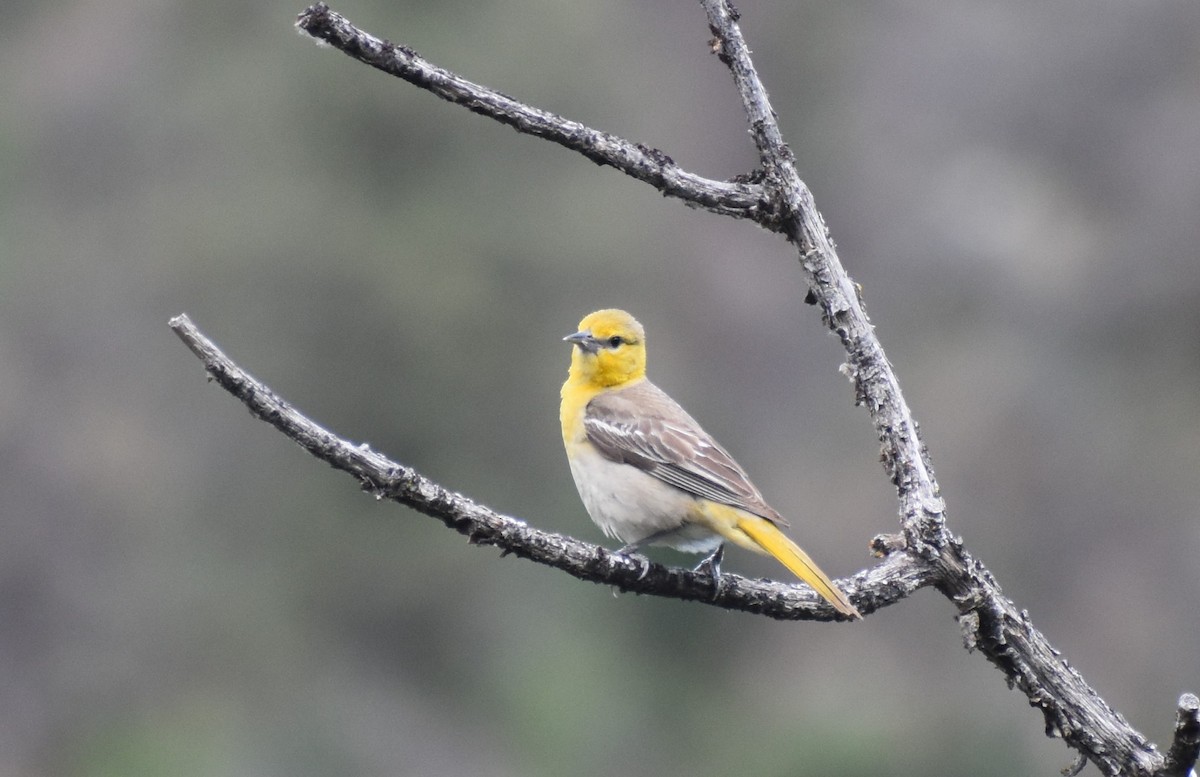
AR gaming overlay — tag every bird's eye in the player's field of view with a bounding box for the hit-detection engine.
[607,335,623,348]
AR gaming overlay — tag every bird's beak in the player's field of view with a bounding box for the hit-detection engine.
[563,330,600,354]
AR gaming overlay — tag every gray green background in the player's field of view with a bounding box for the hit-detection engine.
[2,0,1198,775]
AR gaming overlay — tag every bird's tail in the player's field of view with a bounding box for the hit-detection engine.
[734,515,860,618]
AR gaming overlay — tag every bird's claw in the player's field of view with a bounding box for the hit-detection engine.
[693,545,725,599]
[693,544,724,578]
[615,544,652,580]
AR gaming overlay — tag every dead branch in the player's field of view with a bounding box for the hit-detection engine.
[170,4,1200,776]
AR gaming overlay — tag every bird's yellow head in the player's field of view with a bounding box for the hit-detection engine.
[564,309,647,388]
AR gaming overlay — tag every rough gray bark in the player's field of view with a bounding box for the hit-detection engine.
[174,4,1200,776]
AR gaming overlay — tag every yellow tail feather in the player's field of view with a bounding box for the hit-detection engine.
[734,515,860,618]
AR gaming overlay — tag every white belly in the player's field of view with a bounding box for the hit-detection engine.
[566,443,723,554]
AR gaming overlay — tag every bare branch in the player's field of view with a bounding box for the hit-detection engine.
[701,0,944,554]
[170,313,933,622]
[295,4,774,223]
[1163,694,1200,777]
[699,2,1187,775]
[269,5,1198,776]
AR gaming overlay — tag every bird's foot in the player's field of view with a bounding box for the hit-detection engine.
[693,545,725,599]
[615,543,652,581]
[693,544,724,578]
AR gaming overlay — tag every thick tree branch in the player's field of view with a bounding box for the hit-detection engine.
[699,3,1186,776]
[701,0,945,555]
[276,5,1194,777]
[170,313,932,621]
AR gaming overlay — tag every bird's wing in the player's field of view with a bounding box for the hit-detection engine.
[583,381,788,527]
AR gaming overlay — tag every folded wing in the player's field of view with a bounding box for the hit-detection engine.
[583,380,788,528]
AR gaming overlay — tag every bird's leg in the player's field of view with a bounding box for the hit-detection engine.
[694,544,725,600]
[694,543,724,578]
[614,540,652,581]
[615,527,681,580]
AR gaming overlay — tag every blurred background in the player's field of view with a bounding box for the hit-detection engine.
[2,0,1198,774]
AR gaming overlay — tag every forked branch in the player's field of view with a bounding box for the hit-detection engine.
[174,4,1200,776]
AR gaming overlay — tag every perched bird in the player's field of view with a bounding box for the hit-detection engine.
[560,308,860,618]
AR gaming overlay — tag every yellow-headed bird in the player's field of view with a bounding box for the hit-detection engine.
[560,309,859,618]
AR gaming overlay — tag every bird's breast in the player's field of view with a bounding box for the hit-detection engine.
[565,441,720,552]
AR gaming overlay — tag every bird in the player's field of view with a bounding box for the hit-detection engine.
[559,308,860,618]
